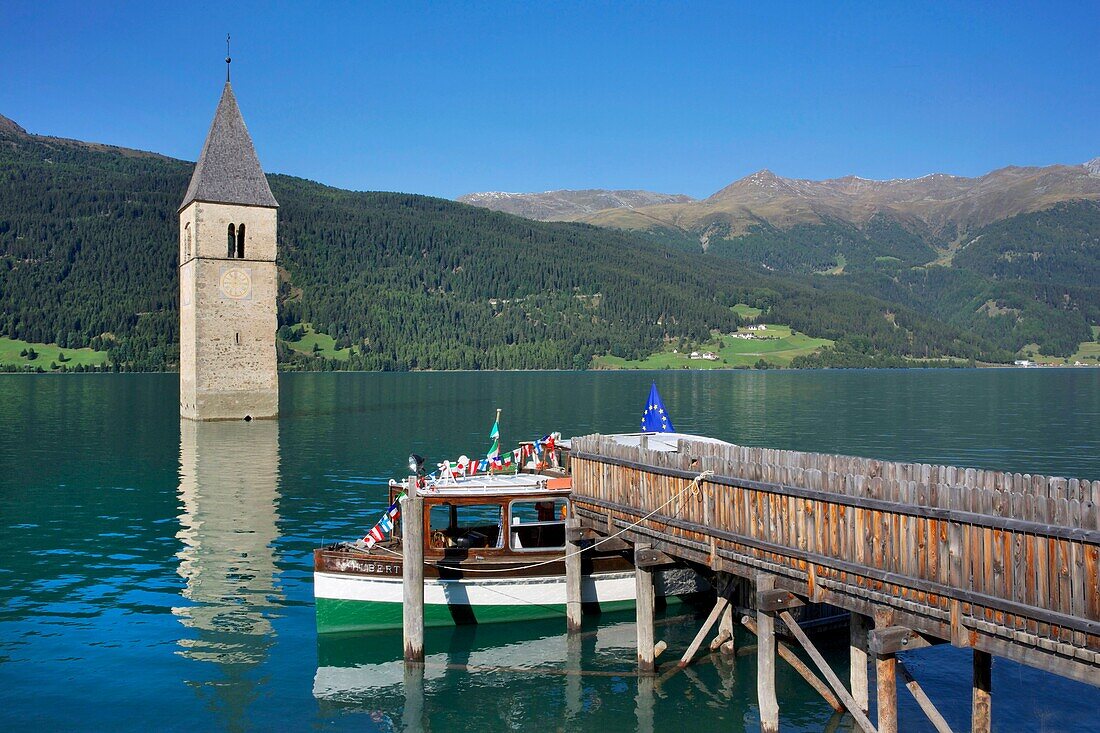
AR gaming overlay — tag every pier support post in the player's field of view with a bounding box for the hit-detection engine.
[972,650,991,733]
[874,608,897,733]
[742,614,844,713]
[756,573,780,733]
[635,543,656,674]
[402,481,424,664]
[565,515,583,632]
[850,612,871,715]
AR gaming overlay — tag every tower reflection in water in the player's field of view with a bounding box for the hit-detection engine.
[173,419,282,727]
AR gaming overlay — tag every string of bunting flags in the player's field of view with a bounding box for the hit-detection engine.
[435,433,560,482]
[357,433,561,549]
[358,491,405,549]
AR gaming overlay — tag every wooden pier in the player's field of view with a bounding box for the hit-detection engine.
[566,434,1099,732]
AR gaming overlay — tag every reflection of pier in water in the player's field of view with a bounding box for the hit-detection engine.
[173,420,282,727]
[314,615,740,729]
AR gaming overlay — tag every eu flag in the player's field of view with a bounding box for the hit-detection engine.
[640,382,675,433]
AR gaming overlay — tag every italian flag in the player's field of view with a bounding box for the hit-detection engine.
[487,408,501,459]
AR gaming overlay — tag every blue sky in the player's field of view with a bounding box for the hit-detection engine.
[1,1,1097,199]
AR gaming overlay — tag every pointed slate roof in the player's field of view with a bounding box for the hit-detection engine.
[180,82,278,211]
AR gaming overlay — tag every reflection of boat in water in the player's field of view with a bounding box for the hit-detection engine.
[313,614,646,702]
[314,470,708,633]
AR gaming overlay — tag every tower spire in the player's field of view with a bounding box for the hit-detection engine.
[225,34,231,83]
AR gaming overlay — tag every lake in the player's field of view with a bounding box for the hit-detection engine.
[0,370,1097,731]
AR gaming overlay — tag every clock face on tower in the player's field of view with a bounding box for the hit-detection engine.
[219,267,252,299]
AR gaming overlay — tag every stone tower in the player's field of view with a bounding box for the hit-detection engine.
[179,80,279,421]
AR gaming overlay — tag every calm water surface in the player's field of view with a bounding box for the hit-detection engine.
[0,370,1097,732]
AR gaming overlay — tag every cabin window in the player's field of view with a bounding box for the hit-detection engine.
[183,223,191,259]
[509,498,568,551]
[428,503,503,549]
[227,224,236,258]
[237,223,245,258]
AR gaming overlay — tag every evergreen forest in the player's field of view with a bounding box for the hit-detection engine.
[1,122,1095,372]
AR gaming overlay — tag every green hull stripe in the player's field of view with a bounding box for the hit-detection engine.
[316,596,640,634]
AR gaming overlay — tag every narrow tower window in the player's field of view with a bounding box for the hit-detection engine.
[235,332,240,345]
[237,223,246,259]
[183,222,191,259]
[227,224,236,258]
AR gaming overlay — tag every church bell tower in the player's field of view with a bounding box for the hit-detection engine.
[179,61,279,421]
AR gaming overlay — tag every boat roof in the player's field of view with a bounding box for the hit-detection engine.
[415,472,570,499]
[596,432,733,452]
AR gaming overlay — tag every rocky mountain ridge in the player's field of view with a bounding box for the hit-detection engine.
[462,161,1100,244]
[456,188,694,221]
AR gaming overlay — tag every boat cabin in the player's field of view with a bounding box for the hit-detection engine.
[392,473,573,559]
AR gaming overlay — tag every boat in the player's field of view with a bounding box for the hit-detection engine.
[313,453,707,634]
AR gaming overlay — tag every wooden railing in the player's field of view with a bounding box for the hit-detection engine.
[569,434,1100,685]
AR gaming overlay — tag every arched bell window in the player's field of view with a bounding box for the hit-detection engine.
[227,224,236,258]
[237,223,245,259]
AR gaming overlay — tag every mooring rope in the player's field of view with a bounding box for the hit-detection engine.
[380,469,714,574]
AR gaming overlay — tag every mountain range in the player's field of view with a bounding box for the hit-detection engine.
[1,111,1097,372]
[456,189,694,221]
[461,162,1100,245]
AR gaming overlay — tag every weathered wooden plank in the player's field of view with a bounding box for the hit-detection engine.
[1071,537,1086,647]
[1011,530,1027,634]
[1036,530,1051,638]
[1057,537,1073,638]
[1086,544,1100,623]
[991,528,1005,623]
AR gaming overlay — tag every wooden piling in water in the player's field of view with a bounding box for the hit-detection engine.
[402,481,424,664]
[635,543,656,673]
[756,574,780,733]
[972,650,992,733]
[850,612,871,715]
[742,615,844,713]
[875,608,898,733]
[565,515,583,632]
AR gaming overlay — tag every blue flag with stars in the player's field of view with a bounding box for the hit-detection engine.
[640,382,675,433]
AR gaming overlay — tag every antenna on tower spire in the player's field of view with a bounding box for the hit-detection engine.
[225,34,231,82]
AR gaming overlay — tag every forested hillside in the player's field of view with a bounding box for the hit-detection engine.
[0,119,1017,371]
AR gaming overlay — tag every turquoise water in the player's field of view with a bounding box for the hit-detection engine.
[0,370,1097,731]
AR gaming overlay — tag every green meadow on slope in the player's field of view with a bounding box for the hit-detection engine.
[593,323,833,369]
[0,337,109,371]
